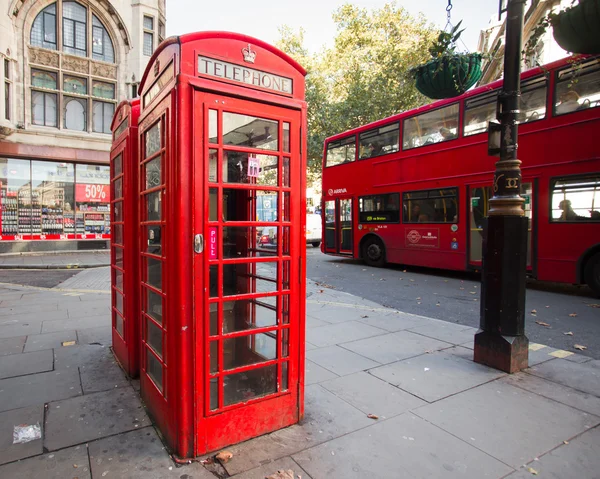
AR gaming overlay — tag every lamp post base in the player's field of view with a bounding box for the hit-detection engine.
[474,330,529,373]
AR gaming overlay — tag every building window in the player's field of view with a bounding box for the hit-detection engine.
[4,59,11,121]
[159,21,165,42]
[143,16,155,56]
[93,101,114,133]
[30,4,57,50]
[131,83,138,98]
[62,1,87,57]
[92,14,114,63]
[29,3,117,134]
[32,91,58,127]
[64,97,87,131]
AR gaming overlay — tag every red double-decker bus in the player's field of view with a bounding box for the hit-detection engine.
[321,55,600,294]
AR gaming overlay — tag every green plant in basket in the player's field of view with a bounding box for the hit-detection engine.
[410,20,483,100]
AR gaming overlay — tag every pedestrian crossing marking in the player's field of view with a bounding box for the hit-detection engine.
[550,350,574,359]
[529,343,546,351]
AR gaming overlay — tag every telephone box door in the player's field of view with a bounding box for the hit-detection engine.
[194,92,304,452]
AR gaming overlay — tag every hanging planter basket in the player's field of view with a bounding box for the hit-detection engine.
[551,0,600,54]
[412,53,483,100]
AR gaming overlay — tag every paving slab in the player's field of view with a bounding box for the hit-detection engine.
[370,351,505,402]
[44,387,151,451]
[321,371,426,418]
[342,330,452,364]
[305,359,339,385]
[66,303,111,319]
[356,311,429,332]
[408,320,477,345]
[527,345,560,367]
[77,325,112,345]
[221,384,373,476]
[0,302,59,315]
[54,344,129,394]
[306,345,380,376]
[0,444,90,478]
[0,319,43,338]
[0,405,43,465]
[0,369,82,412]
[305,341,318,351]
[88,427,214,478]
[0,349,54,380]
[293,412,513,479]
[414,380,600,468]
[306,320,385,347]
[310,306,383,324]
[24,330,78,352]
[305,315,331,329]
[0,309,68,322]
[527,359,600,397]
[445,345,474,361]
[0,336,25,356]
[502,373,600,417]
[504,426,600,479]
[42,313,110,333]
[231,456,312,478]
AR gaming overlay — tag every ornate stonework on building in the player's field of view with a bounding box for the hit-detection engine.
[92,62,117,79]
[62,55,90,75]
[28,47,60,68]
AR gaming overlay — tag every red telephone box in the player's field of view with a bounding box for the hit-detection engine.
[136,32,307,458]
[110,99,141,378]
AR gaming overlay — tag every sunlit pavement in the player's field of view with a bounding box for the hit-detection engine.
[0,263,599,478]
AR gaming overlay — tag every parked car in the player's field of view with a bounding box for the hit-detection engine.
[306,214,322,247]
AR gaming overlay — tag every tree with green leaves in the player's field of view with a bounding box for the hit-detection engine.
[276,1,437,180]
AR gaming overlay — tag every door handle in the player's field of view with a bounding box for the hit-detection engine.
[194,234,204,253]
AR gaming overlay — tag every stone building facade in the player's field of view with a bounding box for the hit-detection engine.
[0,0,165,252]
[477,0,571,84]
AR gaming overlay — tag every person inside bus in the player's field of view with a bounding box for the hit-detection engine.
[556,90,581,115]
[410,203,421,221]
[439,127,456,142]
[590,210,600,220]
[558,199,578,221]
[418,214,429,223]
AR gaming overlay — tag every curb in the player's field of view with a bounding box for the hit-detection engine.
[0,263,109,270]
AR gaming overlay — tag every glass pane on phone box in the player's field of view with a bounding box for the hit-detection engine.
[223,332,276,370]
[222,112,278,151]
[223,151,278,185]
[223,364,277,406]
[222,298,277,333]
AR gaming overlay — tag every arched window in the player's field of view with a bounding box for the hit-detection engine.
[28,2,117,133]
[92,15,115,63]
[31,4,57,50]
[64,97,87,131]
[62,1,87,57]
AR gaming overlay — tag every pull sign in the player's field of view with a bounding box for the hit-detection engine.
[194,234,204,254]
[248,155,260,178]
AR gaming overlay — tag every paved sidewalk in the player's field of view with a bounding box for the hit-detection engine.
[0,250,109,269]
[0,271,598,478]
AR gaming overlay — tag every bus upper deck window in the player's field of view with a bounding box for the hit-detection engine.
[464,91,498,137]
[358,122,399,159]
[520,76,547,123]
[326,136,356,167]
[554,59,600,116]
[402,104,459,150]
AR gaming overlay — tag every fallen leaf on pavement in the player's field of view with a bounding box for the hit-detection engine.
[563,440,569,445]
[367,414,379,420]
[526,467,538,475]
[416,297,422,300]
[574,344,587,351]
[403,270,407,273]
[361,315,368,318]
[563,331,574,336]
[535,321,551,327]
[380,278,385,281]
[318,289,324,293]
[216,451,233,463]
[587,304,600,308]
[469,292,476,295]
[410,279,415,282]
[531,309,537,315]
[569,313,578,317]
[460,287,465,290]
[545,305,550,308]
[417,302,421,305]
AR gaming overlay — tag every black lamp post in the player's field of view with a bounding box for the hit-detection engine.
[474,0,529,373]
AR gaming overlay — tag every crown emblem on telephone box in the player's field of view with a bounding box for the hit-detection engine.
[242,44,256,64]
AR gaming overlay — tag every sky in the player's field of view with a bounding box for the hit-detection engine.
[165,0,501,54]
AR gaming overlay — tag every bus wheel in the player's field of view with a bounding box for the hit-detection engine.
[584,252,600,297]
[363,237,386,267]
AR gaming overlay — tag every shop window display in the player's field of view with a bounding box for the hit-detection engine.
[75,164,110,235]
